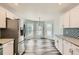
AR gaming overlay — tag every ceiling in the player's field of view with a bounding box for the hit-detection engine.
[3,3,78,13]
[0,3,78,21]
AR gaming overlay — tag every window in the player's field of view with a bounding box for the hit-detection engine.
[45,23,53,39]
[24,20,53,39]
[25,21,34,39]
[35,22,43,38]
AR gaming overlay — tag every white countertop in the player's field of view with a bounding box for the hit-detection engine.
[0,39,14,44]
[56,35,79,47]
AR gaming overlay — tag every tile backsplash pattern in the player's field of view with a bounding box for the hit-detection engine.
[63,28,79,38]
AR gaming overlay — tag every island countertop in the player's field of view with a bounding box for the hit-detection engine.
[56,35,79,47]
[0,39,14,45]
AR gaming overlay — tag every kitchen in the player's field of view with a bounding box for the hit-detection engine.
[0,3,79,55]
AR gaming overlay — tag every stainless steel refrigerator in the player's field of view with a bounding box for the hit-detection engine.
[1,18,20,55]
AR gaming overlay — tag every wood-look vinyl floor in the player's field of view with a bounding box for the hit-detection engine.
[23,39,60,55]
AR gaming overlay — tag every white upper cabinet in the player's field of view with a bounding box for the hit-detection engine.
[63,11,70,28]
[6,10,18,19]
[63,5,79,28]
[70,5,79,28]
[0,6,6,28]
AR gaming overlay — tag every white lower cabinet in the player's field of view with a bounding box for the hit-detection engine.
[58,38,63,54]
[63,40,73,55]
[55,37,63,54]
[3,41,14,55]
[55,36,79,55]
[72,44,79,55]
[63,40,79,55]
[55,37,59,50]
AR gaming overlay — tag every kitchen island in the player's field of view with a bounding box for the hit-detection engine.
[0,39,14,55]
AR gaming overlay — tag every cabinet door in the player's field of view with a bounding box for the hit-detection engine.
[55,37,59,49]
[63,40,72,55]
[63,11,70,28]
[58,38,63,54]
[70,5,79,28]
[0,7,6,28]
[72,44,79,55]
[3,41,14,55]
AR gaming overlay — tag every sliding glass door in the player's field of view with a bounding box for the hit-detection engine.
[24,20,53,39]
[25,21,34,39]
[35,21,44,39]
[45,23,53,39]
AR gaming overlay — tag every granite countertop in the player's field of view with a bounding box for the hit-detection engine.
[56,35,79,47]
[0,38,14,45]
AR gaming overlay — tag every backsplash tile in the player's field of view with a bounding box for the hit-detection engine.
[63,28,79,38]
